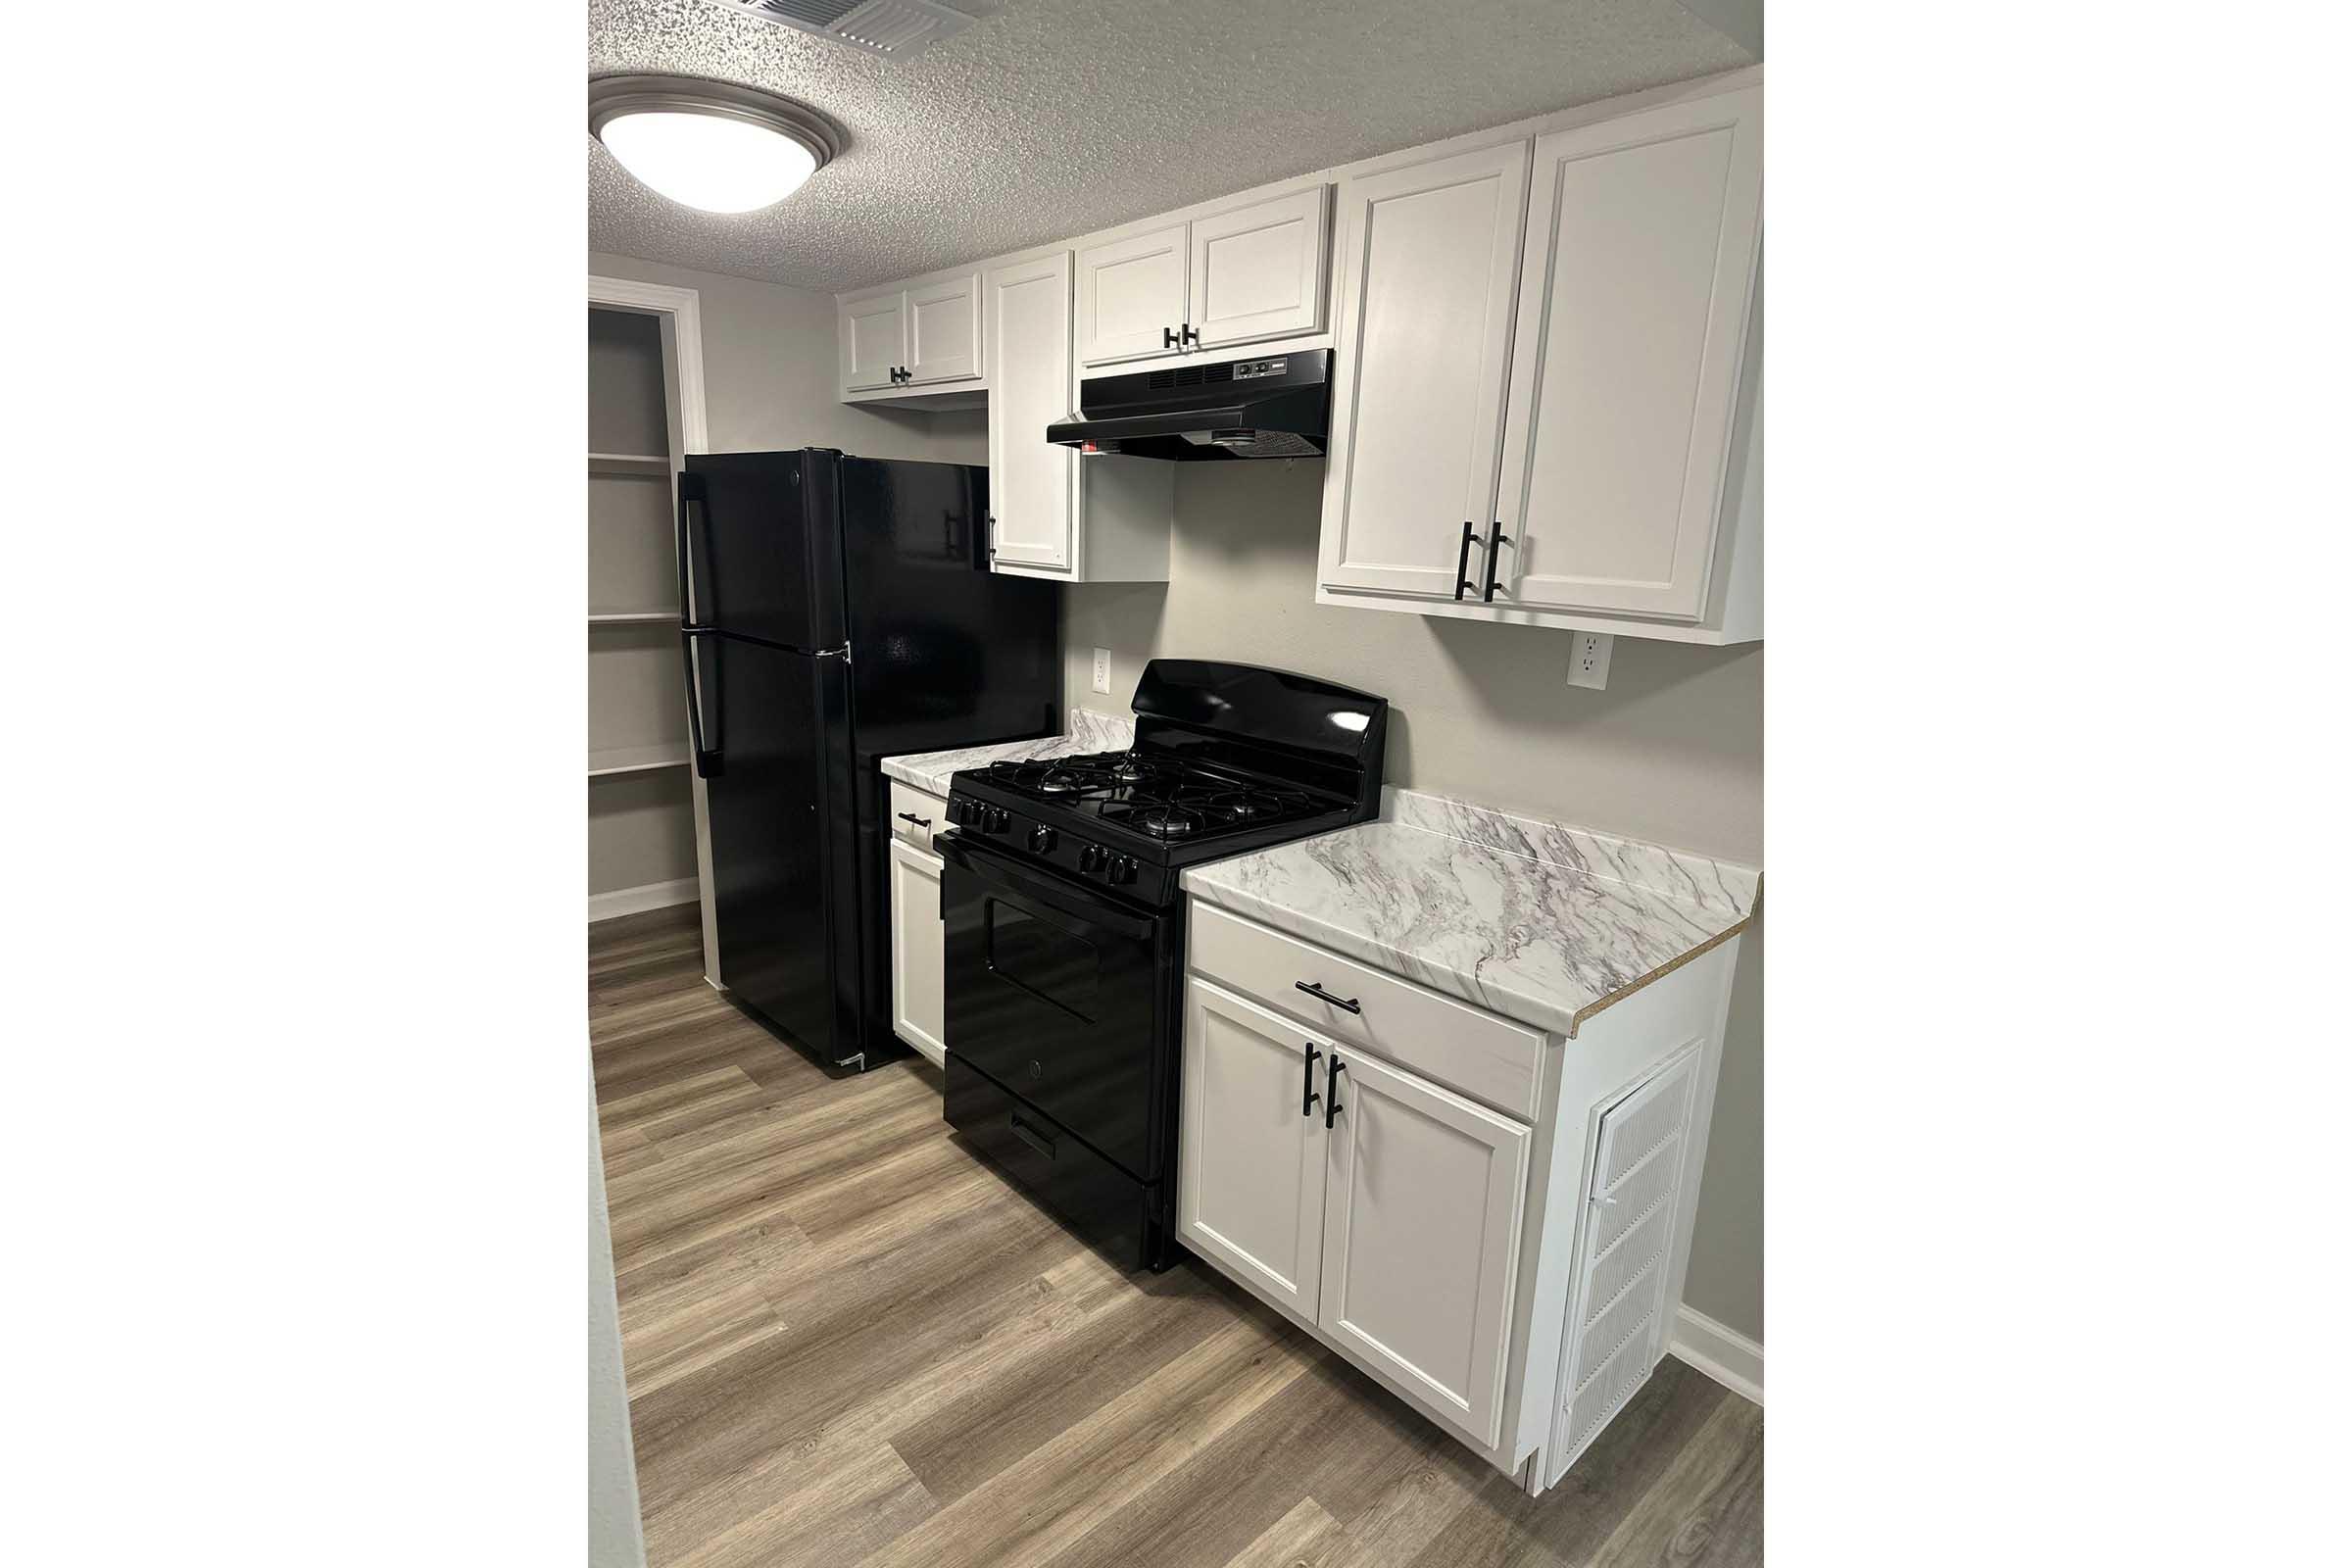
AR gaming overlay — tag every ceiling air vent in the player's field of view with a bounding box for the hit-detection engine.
[706,0,1004,57]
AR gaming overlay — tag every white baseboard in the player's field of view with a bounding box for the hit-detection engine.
[1669,1303,1763,1406]
[588,876,700,924]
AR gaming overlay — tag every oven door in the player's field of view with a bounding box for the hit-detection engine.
[937,831,1165,1177]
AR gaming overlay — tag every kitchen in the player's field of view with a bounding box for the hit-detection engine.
[20,4,2339,1566]
[589,3,1762,1562]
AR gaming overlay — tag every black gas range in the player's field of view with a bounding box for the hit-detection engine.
[936,660,1389,1269]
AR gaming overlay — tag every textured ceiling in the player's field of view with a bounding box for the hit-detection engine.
[588,0,1754,293]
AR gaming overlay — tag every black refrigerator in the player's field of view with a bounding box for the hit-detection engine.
[676,450,1058,1072]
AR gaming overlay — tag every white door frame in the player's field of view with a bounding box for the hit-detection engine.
[589,273,719,985]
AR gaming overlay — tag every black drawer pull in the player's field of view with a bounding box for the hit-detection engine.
[897,811,932,828]
[1008,1114,1055,1160]
[1295,980,1361,1014]
[1301,1041,1322,1119]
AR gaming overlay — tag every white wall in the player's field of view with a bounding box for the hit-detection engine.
[587,252,987,463]
[1064,458,1764,1344]
[589,1078,646,1568]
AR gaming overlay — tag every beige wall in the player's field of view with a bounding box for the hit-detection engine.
[588,252,987,464]
[1064,459,1764,1343]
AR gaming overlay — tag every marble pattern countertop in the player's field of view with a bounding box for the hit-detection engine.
[1180,790,1758,1038]
[879,709,1134,799]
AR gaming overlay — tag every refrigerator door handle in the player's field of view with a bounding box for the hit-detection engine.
[680,627,722,777]
[675,470,714,631]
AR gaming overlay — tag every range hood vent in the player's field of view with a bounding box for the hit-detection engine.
[1048,351,1331,463]
[704,0,1003,58]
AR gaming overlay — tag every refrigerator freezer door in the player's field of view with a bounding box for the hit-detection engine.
[705,637,861,1065]
[679,451,848,652]
[838,458,1060,763]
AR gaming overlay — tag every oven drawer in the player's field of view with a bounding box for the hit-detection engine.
[888,779,948,855]
[946,1056,1155,1270]
[1186,901,1545,1119]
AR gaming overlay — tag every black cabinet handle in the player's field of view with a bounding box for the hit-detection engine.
[1301,1041,1322,1119]
[897,811,932,828]
[1008,1114,1055,1159]
[1454,520,1478,602]
[1162,326,1179,349]
[1180,322,1200,347]
[1324,1057,1347,1129]
[1296,980,1361,1015]
[1481,525,1512,603]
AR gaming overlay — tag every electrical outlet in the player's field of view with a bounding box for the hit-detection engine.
[1567,632,1613,690]
[1091,647,1112,695]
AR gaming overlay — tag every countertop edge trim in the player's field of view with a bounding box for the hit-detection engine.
[1566,915,1750,1039]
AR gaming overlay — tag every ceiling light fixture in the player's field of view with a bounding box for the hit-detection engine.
[589,75,843,214]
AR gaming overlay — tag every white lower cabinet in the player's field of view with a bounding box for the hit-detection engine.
[1318,1047,1530,1447]
[887,797,949,1067]
[1179,904,1740,1495]
[1177,977,1528,1449]
[1177,982,1326,1321]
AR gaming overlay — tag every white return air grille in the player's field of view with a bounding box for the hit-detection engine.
[706,0,1004,57]
[1555,1048,1702,1474]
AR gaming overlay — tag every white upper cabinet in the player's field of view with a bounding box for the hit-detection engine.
[984,253,1075,573]
[1317,141,1532,600]
[1078,189,1331,366]
[838,271,982,396]
[831,71,1758,628]
[1317,77,1763,643]
[839,286,907,393]
[905,272,982,385]
[1494,87,1762,621]
[1077,224,1191,365]
[1188,187,1330,350]
[1317,1046,1530,1449]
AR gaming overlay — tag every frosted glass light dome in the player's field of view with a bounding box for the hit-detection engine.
[590,76,841,216]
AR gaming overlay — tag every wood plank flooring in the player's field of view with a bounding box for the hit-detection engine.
[593,904,1763,1568]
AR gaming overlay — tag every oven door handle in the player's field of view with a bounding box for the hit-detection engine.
[935,830,1161,942]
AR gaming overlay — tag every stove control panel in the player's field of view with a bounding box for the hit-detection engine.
[945,787,1181,906]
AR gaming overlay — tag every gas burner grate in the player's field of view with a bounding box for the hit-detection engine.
[978,749,1332,843]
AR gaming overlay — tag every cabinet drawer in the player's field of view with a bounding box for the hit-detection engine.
[1187,902,1544,1119]
[887,779,948,855]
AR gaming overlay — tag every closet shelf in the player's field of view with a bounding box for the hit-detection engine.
[589,452,671,477]
[589,743,691,778]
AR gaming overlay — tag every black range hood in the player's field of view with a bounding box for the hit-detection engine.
[1047,350,1330,461]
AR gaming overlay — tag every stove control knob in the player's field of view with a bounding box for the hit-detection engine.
[984,806,1010,833]
[946,798,968,825]
[1077,843,1103,873]
[1029,825,1057,853]
[1108,855,1137,885]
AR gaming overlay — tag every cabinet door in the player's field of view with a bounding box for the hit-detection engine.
[985,254,1075,572]
[906,272,982,385]
[1189,187,1328,349]
[1076,224,1190,366]
[840,288,907,393]
[1495,86,1761,620]
[1318,141,1531,599]
[1318,1046,1530,1448]
[1179,980,1329,1323]
[888,839,947,1066]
